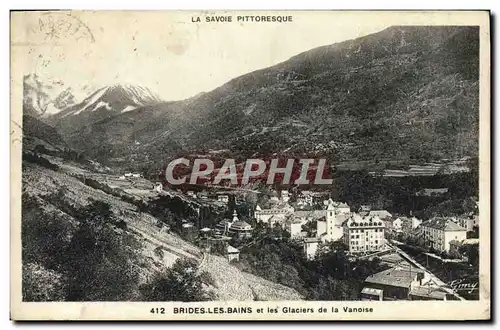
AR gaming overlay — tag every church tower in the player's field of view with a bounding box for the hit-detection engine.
[326,203,336,239]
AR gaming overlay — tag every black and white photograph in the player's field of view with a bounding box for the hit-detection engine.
[9,10,490,320]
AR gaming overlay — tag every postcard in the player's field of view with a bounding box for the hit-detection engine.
[10,10,490,320]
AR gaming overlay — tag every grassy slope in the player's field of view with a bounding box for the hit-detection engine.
[21,160,302,300]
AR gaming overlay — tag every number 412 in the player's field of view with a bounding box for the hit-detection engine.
[150,307,165,314]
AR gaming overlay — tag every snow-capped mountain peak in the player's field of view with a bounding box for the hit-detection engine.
[23,74,95,116]
[67,83,162,116]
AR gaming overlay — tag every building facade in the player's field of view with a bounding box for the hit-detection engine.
[451,216,478,233]
[343,214,386,253]
[419,218,467,252]
[303,237,321,260]
[400,216,422,234]
[254,203,294,224]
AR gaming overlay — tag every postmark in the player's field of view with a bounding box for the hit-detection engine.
[26,12,95,45]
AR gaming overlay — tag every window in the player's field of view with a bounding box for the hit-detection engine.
[375,240,378,244]
[356,235,359,238]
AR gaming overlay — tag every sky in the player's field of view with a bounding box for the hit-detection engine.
[11,11,489,101]
[11,11,396,101]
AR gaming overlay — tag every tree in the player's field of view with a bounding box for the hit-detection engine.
[22,194,75,272]
[64,201,140,301]
[306,277,359,301]
[22,263,66,302]
[140,258,213,301]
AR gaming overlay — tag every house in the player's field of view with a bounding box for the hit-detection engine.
[226,245,240,262]
[153,182,163,193]
[364,266,426,300]
[409,286,448,301]
[419,218,467,252]
[197,191,209,199]
[227,210,253,238]
[284,217,306,239]
[317,220,327,237]
[280,190,290,202]
[360,287,383,301]
[214,210,253,238]
[323,199,351,214]
[415,188,449,197]
[217,194,229,204]
[255,202,294,224]
[385,217,403,232]
[449,238,479,258]
[296,191,314,207]
[214,219,232,235]
[400,217,422,234]
[368,210,392,220]
[451,216,478,232]
[294,201,351,242]
[124,172,133,178]
[358,205,372,216]
[303,237,321,260]
[186,190,196,198]
[199,227,212,238]
[131,173,142,178]
[343,214,386,254]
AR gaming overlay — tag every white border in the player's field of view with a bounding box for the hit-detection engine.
[3,1,498,328]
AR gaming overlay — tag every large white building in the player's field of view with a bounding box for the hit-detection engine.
[419,218,467,252]
[343,214,386,253]
[450,216,478,232]
[254,202,295,225]
[284,217,306,239]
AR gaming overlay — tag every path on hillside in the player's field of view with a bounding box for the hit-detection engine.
[127,219,201,261]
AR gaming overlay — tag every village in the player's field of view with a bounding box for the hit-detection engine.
[113,171,479,302]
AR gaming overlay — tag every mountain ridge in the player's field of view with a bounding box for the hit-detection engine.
[46,83,163,136]
[40,26,479,173]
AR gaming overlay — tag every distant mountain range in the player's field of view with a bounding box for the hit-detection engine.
[49,84,162,135]
[23,74,94,117]
[26,26,479,173]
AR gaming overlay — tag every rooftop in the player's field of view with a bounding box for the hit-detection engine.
[462,238,480,245]
[345,214,384,228]
[410,286,447,300]
[368,210,392,219]
[421,218,467,231]
[361,287,383,296]
[365,267,422,288]
[227,245,239,254]
[231,221,252,230]
[304,237,321,243]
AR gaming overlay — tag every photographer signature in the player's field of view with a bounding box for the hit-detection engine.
[449,279,479,294]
